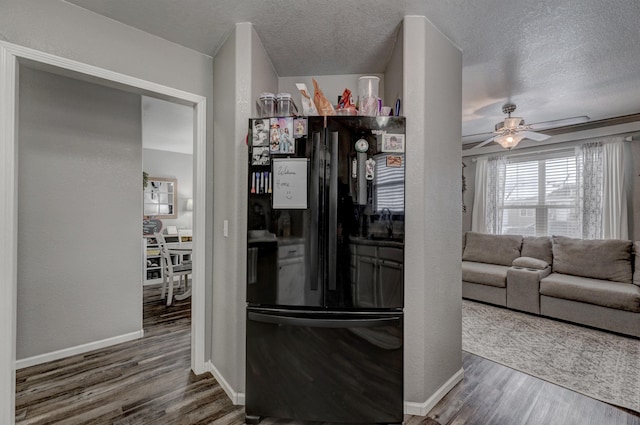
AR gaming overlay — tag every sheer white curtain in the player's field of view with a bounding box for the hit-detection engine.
[472,156,506,234]
[577,142,603,239]
[602,141,628,239]
[577,139,628,240]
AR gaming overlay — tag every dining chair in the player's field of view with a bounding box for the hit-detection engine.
[155,232,192,306]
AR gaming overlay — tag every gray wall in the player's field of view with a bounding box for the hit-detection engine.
[211,22,279,400]
[17,67,142,359]
[1,0,214,362]
[143,148,194,230]
[383,25,403,116]
[403,16,463,405]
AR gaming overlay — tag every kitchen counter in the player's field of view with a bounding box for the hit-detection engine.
[277,237,305,246]
[349,236,404,248]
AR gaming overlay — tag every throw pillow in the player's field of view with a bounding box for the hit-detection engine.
[552,236,632,283]
[462,232,522,266]
[521,236,553,264]
[512,256,549,270]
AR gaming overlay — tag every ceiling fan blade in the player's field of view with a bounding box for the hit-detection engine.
[470,135,496,149]
[529,115,590,131]
[520,131,551,142]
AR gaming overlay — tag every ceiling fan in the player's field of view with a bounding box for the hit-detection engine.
[470,103,590,150]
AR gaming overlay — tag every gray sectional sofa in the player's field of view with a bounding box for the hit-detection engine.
[461,231,640,338]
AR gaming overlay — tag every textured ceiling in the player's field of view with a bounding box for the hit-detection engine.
[67,0,640,143]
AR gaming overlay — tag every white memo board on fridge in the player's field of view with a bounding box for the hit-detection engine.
[272,158,308,209]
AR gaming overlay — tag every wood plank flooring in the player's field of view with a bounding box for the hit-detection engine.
[15,285,640,424]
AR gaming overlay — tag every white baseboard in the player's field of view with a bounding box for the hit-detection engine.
[205,360,462,415]
[205,360,245,405]
[404,367,464,416]
[16,329,144,370]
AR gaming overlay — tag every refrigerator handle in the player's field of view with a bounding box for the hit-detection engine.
[309,130,322,291]
[328,131,338,291]
[248,312,400,328]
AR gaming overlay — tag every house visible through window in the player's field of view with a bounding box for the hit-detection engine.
[500,150,580,238]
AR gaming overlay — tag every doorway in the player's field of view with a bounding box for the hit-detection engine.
[0,41,208,424]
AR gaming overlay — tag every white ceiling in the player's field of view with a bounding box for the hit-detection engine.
[69,0,640,145]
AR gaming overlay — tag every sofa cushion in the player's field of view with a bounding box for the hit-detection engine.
[521,236,553,264]
[551,236,632,284]
[462,261,509,288]
[512,256,549,270]
[540,273,640,313]
[462,232,522,266]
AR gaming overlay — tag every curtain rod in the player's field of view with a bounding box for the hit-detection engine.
[469,135,633,162]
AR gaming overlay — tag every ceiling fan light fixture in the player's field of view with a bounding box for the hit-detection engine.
[504,117,524,128]
[495,133,525,149]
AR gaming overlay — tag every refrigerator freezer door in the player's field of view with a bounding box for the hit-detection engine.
[245,307,403,424]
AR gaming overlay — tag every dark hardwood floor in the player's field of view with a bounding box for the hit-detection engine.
[15,285,640,424]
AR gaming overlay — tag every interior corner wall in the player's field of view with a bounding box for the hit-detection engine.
[211,24,239,395]
[211,22,277,401]
[17,66,142,360]
[143,148,194,230]
[402,15,463,406]
[384,23,403,111]
[250,26,279,116]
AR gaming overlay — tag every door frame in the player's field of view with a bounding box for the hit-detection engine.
[0,40,208,424]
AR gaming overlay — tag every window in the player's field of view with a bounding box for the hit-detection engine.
[473,140,628,240]
[500,150,580,237]
[373,154,404,212]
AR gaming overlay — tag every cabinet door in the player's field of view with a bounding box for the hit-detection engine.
[354,256,377,308]
[278,257,305,305]
[378,261,403,308]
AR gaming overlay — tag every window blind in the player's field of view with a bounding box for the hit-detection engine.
[500,150,580,237]
[374,154,404,212]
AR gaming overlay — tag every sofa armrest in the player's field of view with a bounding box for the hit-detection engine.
[507,266,551,314]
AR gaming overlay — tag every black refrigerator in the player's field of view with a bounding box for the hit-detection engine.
[246,116,405,425]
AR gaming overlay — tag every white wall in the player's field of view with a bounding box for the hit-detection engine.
[143,148,194,230]
[17,66,142,360]
[403,16,463,411]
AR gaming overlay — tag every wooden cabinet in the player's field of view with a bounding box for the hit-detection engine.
[351,243,403,308]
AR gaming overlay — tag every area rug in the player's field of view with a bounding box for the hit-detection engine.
[462,300,640,413]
